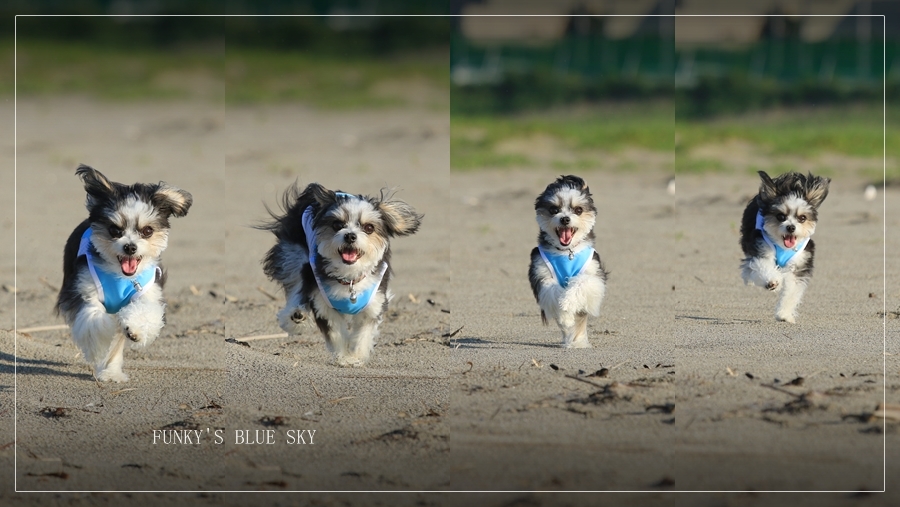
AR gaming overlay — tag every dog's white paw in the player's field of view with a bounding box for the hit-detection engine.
[563,339,592,349]
[775,313,796,324]
[335,355,366,368]
[124,326,139,343]
[277,306,308,335]
[766,279,780,291]
[96,369,129,383]
[122,324,161,348]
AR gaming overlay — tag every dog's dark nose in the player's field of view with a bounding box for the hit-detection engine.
[560,216,571,226]
[786,225,795,233]
[344,232,357,243]
[123,243,137,255]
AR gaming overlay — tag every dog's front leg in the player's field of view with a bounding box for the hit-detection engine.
[537,278,566,325]
[561,273,605,318]
[556,312,590,348]
[741,254,783,291]
[340,318,379,367]
[117,284,165,349]
[277,287,309,335]
[775,272,807,323]
[70,301,122,380]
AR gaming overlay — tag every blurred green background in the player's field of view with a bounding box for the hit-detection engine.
[4,1,896,181]
[4,2,450,108]
[447,1,893,182]
[449,4,675,172]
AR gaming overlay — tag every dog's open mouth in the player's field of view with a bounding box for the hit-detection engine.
[339,247,362,265]
[782,234,797,249]
[118,255,141,276]
[556,227,576,247]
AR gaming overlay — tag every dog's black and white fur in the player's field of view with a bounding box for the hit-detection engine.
[528,175,608,348]
[56,165,192,382]
[740,170,830,323]
[260,183,421,366]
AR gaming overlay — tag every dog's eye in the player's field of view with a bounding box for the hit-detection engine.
[776,214,786,222]
[363,224,375,234]
[549,206,560,215]
[332,222,344,232]
[798,215,806,223]
[140,226,154,238]
[108,226,123,239]
[573,207,583,216]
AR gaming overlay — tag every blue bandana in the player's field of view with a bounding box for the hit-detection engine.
[77,228,159,314]
[755,211,810,268]
[302,198,387,315]
[537,246,594,288]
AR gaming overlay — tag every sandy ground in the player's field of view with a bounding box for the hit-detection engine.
[0,99,898,506]
[1,99,450,496]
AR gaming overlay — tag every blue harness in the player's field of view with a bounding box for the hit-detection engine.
[537,246,594,288]
[77,228,159,314]
[302,197,387,315]
[755,211,810,268]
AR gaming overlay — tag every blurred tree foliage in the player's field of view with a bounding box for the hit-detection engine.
[676,73,890,118]
[3,1,449,55]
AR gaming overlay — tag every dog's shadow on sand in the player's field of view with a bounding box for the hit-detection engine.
[452,337,563,350]
[0,352,93,380]
[506,341,566,349]
[676,315,761,325]
[451,337,494,349]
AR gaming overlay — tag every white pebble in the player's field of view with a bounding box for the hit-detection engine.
[864,185,877,201]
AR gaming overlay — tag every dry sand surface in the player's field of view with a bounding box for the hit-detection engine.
[0,99,898,507]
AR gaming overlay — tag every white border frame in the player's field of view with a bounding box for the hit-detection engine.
[11,12,888,495]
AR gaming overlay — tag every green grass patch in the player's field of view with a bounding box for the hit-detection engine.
[676,158,729,174]
[451,103,674,171]
[676,105,893,158]
[8,40,448,108]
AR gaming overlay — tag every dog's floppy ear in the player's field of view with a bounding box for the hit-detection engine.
[306,183,336,208]
[377,197,422,237]
[152,182,193,218]
[805,173,831,208]
[558,175,586,190]
[757,171,778,202]
[76,164,116,208]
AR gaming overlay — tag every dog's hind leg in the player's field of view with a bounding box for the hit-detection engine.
[775,274,807,323]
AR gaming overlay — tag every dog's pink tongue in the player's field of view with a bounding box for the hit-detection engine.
[341,250,359,263]
[121,257,139,276]
[558,228,573,246]
[783,235,797,249]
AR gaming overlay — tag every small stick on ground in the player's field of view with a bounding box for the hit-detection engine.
[309,380,322,398]
[760,383,803,399]
[564,374,607,389]
[442,326,464,338]
[328,396,355,404]
[257,286,278,301]
[39,277,58,292]
[874,403,900,421]
[17,324,68,334]
[235,333,289,342]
